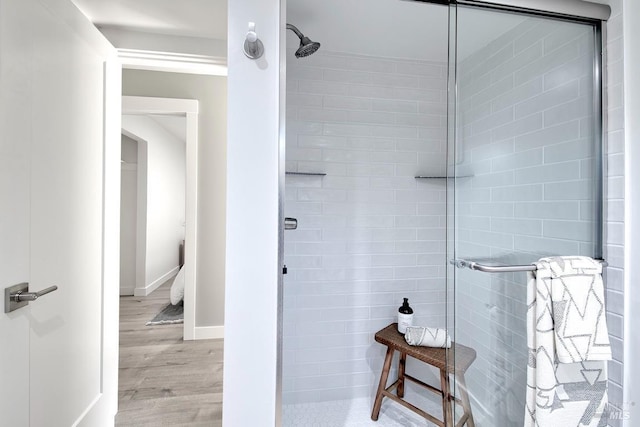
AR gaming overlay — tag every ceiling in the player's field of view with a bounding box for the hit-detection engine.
[150,115,186,143]
[122,114,187,145]
[72,0,526,62]
[72,0,227,40]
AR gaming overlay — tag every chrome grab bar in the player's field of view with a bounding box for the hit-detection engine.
[451,259,608,273]
[452,259,536,272]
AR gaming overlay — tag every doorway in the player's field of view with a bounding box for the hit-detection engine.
[121,96,199,337]
[116,96,224,424]
[115,61,227,424]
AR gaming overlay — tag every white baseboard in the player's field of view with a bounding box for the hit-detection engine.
[119,287,134,296]
[193,325,224,340]
[134,266,179,297]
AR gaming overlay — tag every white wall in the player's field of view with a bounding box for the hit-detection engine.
[283,49,448,403]
[622,0,640,423]
[224,0,282,425]
[122,115,186,295]
[120,134,138,295]
[122,71,227,327]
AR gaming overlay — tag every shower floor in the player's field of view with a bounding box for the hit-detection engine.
[282,396,443,427]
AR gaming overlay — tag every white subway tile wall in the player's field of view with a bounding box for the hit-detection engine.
[454,11,622,426]
[284,50,449,404]
[603,1,625,423]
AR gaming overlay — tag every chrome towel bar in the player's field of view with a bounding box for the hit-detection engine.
[451,259,608,273]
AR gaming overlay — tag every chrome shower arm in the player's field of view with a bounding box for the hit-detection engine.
[286,23,304,39]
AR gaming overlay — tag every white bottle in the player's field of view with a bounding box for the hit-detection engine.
[398,298,414,334]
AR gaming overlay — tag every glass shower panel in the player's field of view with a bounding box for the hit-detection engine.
[282,1,452,424]
[451,7,600,426]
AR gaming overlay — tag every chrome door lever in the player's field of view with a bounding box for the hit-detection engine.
[13,285,58,302]
[4,283,58,313]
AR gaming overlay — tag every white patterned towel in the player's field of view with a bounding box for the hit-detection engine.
[548,256,611,363]
[525,256,609,427]
[404,326,451,348]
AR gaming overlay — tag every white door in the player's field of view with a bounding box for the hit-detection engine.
[0,0,120,425]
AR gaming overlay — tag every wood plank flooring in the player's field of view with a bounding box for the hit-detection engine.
[116,280,223,426]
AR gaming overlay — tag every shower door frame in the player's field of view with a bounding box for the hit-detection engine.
[414,0,610,20]
[275,0,610,425]
[453,0,610,20]
[445,2,608,424]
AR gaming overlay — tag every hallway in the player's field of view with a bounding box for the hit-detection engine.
[116,281,223,426]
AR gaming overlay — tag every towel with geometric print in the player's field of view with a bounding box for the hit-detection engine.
[404,326,451,348]
[525,256,610,427]
[546,256,611,363]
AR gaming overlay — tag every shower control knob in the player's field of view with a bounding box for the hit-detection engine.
[246,22,258,42]
[284,217,298,230]
[243,22,264,59]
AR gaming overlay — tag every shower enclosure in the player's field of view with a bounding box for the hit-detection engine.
[448,5,604,425]
[280,1,609,426]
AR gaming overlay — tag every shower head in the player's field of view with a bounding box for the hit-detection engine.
[286,23,321,58]
[295,36,321,58]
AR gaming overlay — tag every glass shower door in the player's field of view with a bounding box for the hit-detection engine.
[449,6,601,426]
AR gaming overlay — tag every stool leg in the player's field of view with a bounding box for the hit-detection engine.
[440,370,453,426]
[457,373,475,427]
[371,346,394,421]
[397,352,406,398]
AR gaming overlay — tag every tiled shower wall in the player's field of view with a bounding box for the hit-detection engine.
[282,7,624,421]
[602,1,625,423]
[283,50,448,403]
[453,13,622,425]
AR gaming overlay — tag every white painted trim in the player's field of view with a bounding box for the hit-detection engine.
[121,162,137,171]
[123,96,198,115]
[183,110,199,341]
[193,326,225,340]
[118,49,228,77]
[93,56,122,427]
[133,266,179,297]
[122,95,199,342]
[122,133,147,304]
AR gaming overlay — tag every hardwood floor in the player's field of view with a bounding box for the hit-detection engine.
[116,280,223,426]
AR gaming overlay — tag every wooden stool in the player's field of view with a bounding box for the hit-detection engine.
[371,323,476,427]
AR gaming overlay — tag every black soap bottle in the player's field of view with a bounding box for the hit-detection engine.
[397,298,414,334]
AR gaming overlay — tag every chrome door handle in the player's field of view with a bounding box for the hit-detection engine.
[13,285,58,302]
[4,283,58,313]
[284,217,298,230]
